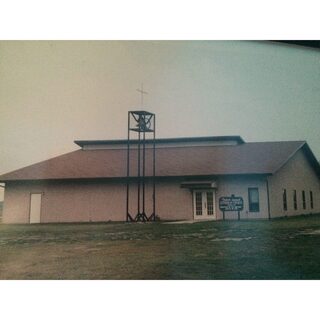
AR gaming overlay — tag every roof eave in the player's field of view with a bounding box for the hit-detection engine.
[74,135,245,147]
[0,172,271,183]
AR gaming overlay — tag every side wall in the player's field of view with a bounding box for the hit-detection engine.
[2,179,193,224]
[215,175,269,220]
[268,149,320,218]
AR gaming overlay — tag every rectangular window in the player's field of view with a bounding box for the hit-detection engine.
[293,190,297,210]
[302,190,306,210]
[206,192,214,215]
[310,191,314,209]
[248,188,259,212]
[283,189,287,211]
[195,192,202,216]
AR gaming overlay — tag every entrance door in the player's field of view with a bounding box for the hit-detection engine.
[193,190,216,220]
[29,193,42,223]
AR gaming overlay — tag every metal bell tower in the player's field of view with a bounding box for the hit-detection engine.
[126,110,156,222]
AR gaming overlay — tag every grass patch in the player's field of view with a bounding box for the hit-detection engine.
[1,215,320,279]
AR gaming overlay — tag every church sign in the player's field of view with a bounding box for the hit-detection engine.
[219,195,244,220]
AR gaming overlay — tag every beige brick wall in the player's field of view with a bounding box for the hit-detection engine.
[2,183,31,224]
[2,179,193,223]
[3,176,268,223]
[267,149,320,218]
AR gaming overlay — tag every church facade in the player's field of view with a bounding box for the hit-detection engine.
[0,136,319,224]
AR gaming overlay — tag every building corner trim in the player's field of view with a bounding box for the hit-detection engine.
[266,177,271,219]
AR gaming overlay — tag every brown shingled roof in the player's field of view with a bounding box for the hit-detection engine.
[0,139,313,182]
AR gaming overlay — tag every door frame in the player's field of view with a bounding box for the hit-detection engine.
[192,189,216,220]
[29,193,43,224]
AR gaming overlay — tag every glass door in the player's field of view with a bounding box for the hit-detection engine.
[193,190,216,220]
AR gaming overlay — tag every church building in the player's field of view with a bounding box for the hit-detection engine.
[0,135,319,223]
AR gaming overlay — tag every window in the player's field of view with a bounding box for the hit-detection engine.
[302,190,306,210]
[283,189,287,211]
[206,192,214,215]
[195,192,202,215]
[310,191,314,209]
[248,188,259,212]
[293,190,297,210]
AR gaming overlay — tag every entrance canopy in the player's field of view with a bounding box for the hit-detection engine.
[180,180,217,189]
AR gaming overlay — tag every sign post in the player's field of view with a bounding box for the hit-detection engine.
[219,194,244,220]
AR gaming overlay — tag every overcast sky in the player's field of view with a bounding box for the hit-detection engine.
[0,41,319,200]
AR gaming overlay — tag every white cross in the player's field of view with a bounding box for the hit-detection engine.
[136,83,148,107]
